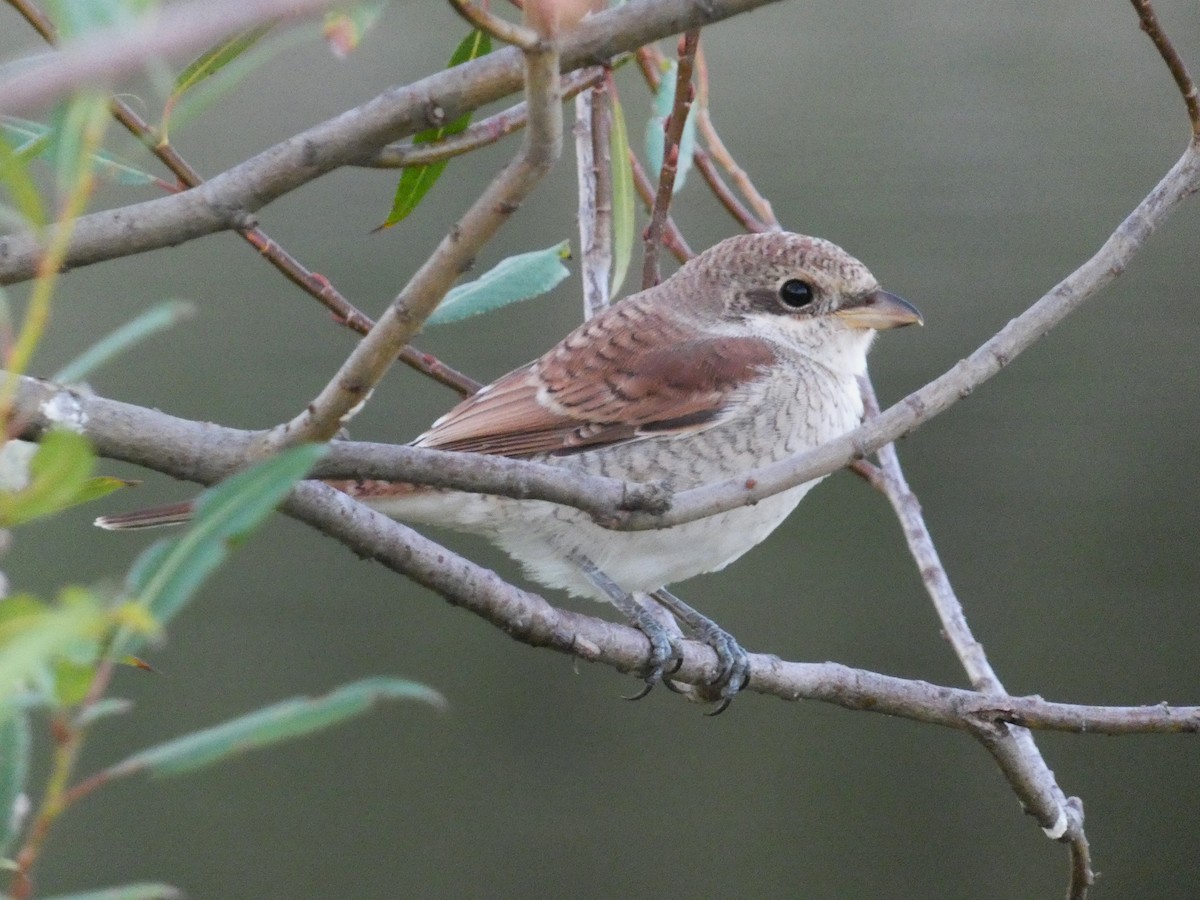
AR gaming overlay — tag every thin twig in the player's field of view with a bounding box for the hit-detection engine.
[6,0,479,398]
[629,142,693,263]
[640,28,699,288]
[1130,0,1200,136]
[860,378,1093,896]
[448,0,539,49]
[693,43,780,229]
[362,67,605,169]
[639,42,777,233]
[264,34,563,448]
[575,79,615,317]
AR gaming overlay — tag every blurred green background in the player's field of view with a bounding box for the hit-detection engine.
[3,1,1200,896]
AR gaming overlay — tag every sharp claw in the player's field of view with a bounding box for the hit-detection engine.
[661,676,687,695]
[705,696,734,716]
[622,680,657,702]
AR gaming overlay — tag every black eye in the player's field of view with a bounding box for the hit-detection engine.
[778,279,814,309]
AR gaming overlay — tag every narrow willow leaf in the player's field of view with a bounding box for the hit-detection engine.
[49,92,109,201]
[0,131,46,230]
[112,678,444,778]
[54,300,196,383]
[73,697,134,729]
[643,61,696,194]
[0,710,30,855]
[161,25,274,140]
[608,92,635,299]
[1,117,156,187]
[162,29,309,137]
[123,444,326,646]
[378,29,491,228]
[0,430,95,528]
[170,26,274,105]
[324,0,391,57]
[427,241,572,325]
[43,884,183,900]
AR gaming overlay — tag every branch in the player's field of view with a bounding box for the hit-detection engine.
[575,79,615,317]
[7,0,480,399]
[693,44,780,230]
[861,378,1092,894]
[610,141,1200,531]
[1130,0,1200,135]
[0,0,344,114]
[362,67,605,168]
[640,29,699,289]
[0,0,787,286]
[10,375,1200,738]
[628,151,694,262]
[263,31,563,447]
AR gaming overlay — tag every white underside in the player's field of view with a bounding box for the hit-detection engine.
[368,478,819,601]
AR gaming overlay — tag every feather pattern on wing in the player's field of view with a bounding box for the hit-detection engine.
[412,293,777,458]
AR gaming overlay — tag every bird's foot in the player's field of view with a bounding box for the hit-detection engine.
[652,589,750,715]
[619,601,683,701]
[571,553,682,698]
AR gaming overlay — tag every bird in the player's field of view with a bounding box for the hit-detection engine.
[97,232,921,709]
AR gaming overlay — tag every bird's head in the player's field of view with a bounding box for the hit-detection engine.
[670,232,922,376]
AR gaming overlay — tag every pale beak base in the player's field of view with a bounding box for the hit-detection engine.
[835,290,923,330]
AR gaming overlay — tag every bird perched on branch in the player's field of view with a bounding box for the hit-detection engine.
[98,232,921,711]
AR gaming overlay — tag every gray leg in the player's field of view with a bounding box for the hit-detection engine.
[571,554,681,698]
[651,589,751,714]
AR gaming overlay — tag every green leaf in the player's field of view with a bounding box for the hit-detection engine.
[427,241,572,325]
[52,658,95,706]
[608,92,635,299]
[643,61,696,194]
[324,1,391,57]
[73,696,133,729]
[111,677,444,778]
[48,92,110,201]
[0,431,95,528]
[0,590,107,708]
[43,0,142,40]
[1,116,156,188]
[161,25,274,140]
[122,444,326,649]
[43,884,183,900]
[170,26,274,105]
[54,300,196,384]
[160,29,309,137]
[378,29,491,228]
[0,709,30,856]
[0,131,46,231]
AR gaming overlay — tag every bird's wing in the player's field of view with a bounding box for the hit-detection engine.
[413,302,777,458]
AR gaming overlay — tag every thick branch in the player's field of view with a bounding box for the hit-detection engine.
[10,375,1200,737]
[0,0,786,286]
[0,0,343,114]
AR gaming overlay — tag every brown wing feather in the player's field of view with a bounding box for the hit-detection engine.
[413,296,776,458]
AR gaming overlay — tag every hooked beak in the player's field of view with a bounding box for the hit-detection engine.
[834,289,923,330]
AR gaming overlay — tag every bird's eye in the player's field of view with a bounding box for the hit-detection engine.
[778,279,814,309]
